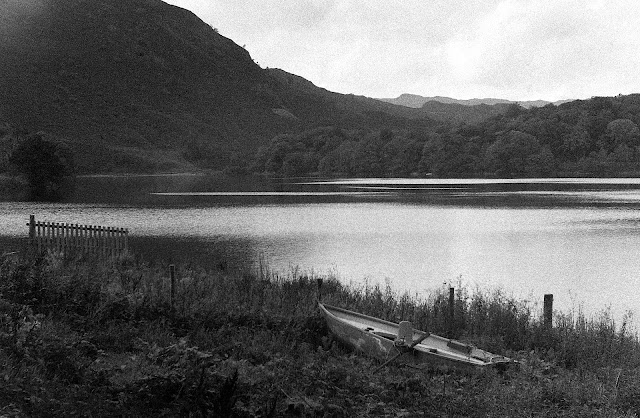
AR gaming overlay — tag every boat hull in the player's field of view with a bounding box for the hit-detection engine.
[319,303,515,371]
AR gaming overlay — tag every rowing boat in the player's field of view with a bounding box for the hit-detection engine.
[319,302,516,371]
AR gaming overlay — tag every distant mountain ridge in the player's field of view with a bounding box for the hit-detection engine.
[379,93,572,109]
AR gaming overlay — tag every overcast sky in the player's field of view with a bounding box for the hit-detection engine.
[163,0,640,102]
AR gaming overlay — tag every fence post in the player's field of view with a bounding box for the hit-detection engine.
[115,228,121,256]
[53,222,58,252]
[28,215,36,256]
[544,294,553,328]
[99,226,105,257]
[36,219,42,253]
[448,287,455,337]
[82,225,88,254]
[169,264,176,311]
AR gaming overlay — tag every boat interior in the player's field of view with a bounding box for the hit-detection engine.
[323,303,501,363]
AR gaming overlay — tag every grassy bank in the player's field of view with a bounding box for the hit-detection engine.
[0,175,27,201]
[1,252,639,417]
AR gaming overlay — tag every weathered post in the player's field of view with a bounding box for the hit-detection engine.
[123,229,129,254]
[448,287,455,337]
[169,264,176,310]
[544,294,553,328]
[28,215,36,256]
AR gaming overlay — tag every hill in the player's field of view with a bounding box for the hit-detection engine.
[419,100,513,124]
[0,0,435,173]
[3,0,633,178]
[251,93,640,178]
[379,93,575,109]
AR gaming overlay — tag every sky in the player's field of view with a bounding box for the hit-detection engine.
[163,0,640,102]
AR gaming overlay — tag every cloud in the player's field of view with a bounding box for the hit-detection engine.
[164,0,640,101]
[222,0,498,96]
[442,0,640,100]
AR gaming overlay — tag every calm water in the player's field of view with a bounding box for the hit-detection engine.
[3,175,640,318]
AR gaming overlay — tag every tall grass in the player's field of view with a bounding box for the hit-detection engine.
[324,279,640,369]
[2,251,640,415]
[2,251,640,370]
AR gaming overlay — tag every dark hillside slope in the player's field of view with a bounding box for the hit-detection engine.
[0,0,285,171]
[266,68,434,129]
[0,0,434,173]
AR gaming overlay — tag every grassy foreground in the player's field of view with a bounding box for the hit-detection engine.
[1,252,640,417]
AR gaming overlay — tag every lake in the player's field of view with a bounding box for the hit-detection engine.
[2,175,640,319]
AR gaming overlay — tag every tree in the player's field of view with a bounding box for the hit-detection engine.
[578,149,609,176]
[385,134,423,177]
[263,135,293,173]
[419,133,445,174]
[420,132,479,176]
[353,132,387,177]
[484,130,542,176]
[561,125,591,161]
[601,119,640,153]
[9,133,75,201]
[281,152,317,176]
[524,146,556,176]
[332,141,357,175]
[504,103,525,119]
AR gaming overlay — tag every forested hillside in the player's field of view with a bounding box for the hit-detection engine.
[2,0,639,177]
[0,0,435,173]
[252,95,640,177]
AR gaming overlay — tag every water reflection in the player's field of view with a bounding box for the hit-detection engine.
[151,191,392,196]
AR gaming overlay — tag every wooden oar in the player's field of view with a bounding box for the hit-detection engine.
[373,332,430,373]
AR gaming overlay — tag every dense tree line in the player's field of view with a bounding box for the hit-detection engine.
[251,94,640,177]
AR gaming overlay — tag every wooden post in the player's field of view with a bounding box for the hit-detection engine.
[170,264,176,310]
[28,215,35,241]
[28,215,35,256]
[53,222,59,252]
[98,226,104,257]
[73,224,78,253]
[448,287,455,337]
[57,223,61,251]
[64,223,70,253]
[106,227,112,257]
[115,228,121,256]
[544,294,553,328]
[82,225,88,254]
[92,225,96,253]
[36,219,42,253]
[62,223,67,253]
[46,222,51,251]
[110,227,116,257]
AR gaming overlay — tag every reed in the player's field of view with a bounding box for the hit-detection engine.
[5,253,639,368]
[2,253,640,416]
